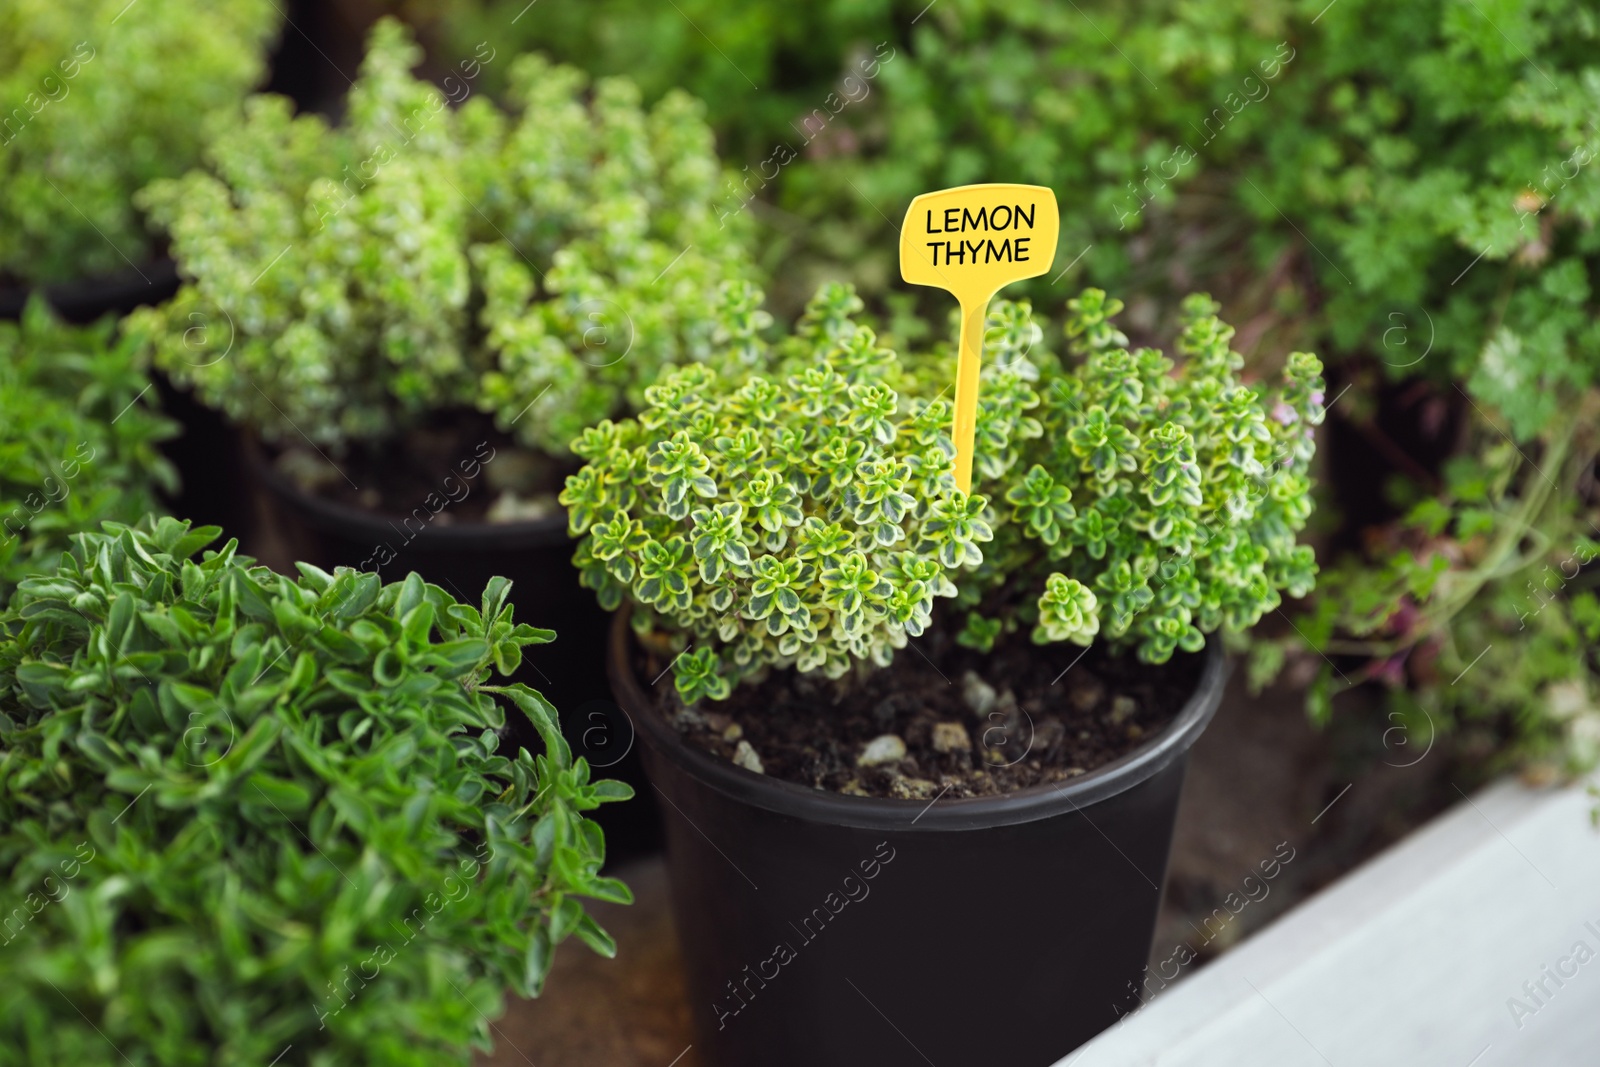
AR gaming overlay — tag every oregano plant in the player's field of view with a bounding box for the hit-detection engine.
[0,519,630,1066]
[564,283,1324,703]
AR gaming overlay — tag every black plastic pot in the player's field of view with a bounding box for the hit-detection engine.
[0,260,179,324]
[155,374,257,551]
[245,441,659,859]
[611,612,1225,1067]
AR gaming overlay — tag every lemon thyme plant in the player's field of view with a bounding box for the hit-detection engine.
[129,17,755,460]
[563,284,1324,703]
[1,298,176,602]
[0,519,631,1066]
[0,0,279,284]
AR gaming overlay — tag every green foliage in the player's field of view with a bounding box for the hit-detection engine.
[326,0,1600,768]
[0,0,279,283]
[408,0,892,169]
[1240,0,1600,427]
[0,299,175,602]
[1277,414,1600,776]
[1223,0,1600,772]
[0,519,631,1066]
[565,284,1322,700]
[960,290,1325,665]
[129,17,756,457]
[562,287,979,701]
[414,0,1295,307]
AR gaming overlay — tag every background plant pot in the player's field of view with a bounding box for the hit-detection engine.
[0,260,179,324]
[243,437,660,859]
[155,374,257,555]
[611,611,1225,1067]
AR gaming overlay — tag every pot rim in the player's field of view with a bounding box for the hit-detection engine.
[242,432,570,550]
[609,610,1226,831]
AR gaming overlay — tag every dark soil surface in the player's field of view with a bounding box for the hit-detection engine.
[265,409,573,524]
[643,627,1205,799]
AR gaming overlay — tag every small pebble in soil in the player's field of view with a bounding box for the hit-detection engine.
[932,721,972,753]
[1126,723,1145,741]
[1108,695,1138,725]
[858,734,907,767]
[890,777,940,800]
[733,740,764,774]
[960,671,998,716]
[1070,672,1105,713]
[722,723,744,742]
[840,778,869,797]
[1034,718,1066,753]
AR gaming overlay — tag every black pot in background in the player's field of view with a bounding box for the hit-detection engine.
[611,612,1225,1067]
[0,260,179,324]
[155,374,257,550]
[244,440,659,861]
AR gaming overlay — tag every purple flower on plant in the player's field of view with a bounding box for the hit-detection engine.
[1272,401,1297,426]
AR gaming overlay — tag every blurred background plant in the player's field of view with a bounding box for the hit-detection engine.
[0,0,280,285]
[0,520,631,1066]
[398,0,1297,321]
[0,299,175,601]
[1232,0,1600,781]
[128,17,756,474]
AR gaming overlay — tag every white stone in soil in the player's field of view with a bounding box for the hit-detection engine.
[733,740,764,774]
[961,671,998,716]
[858,733,907,767]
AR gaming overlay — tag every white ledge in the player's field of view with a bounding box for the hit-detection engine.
[1058,777,1600,1067]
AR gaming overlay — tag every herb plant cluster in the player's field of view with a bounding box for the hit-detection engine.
[421,0,1294,306]
[1226,0,1600,773]
[565,283,1323,703]
[0,520,630,1066]
[0,299,175,602]
[0,0,279,284]
[451,0,1600,773]
[958,290,1324,664]
[130,18,756,459]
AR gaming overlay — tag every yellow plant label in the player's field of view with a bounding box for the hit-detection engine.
[900,183,1060,494]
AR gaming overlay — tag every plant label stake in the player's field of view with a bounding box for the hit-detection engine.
[900,184,1060,494]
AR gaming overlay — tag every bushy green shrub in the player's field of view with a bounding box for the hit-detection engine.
[957,289,1324,662]
[415,1,1295,309]
[1224,0,1600,773]
[564,283,1322,702]
[0,519,630,1066]
[1242,0,1600,428]
[0,299,175,602]
[0,0,279,284]
[129,17,756,459]
[411,0,893,163]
